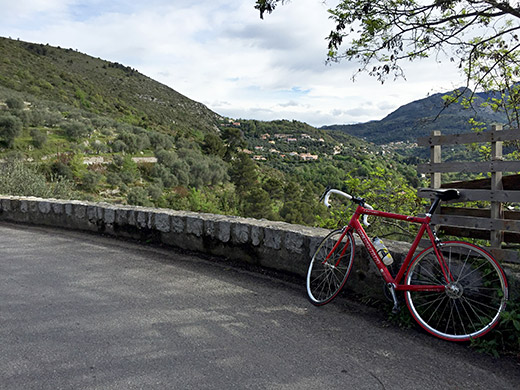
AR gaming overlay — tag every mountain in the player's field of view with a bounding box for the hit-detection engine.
[321,90,508,145]
[0,37,220,135]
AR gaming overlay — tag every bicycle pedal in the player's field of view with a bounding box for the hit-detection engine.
[391,302,401,314]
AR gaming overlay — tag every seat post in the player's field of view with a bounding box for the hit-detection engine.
[427,197,442,216]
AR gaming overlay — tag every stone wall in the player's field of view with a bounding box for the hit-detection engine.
[0,195,517,301]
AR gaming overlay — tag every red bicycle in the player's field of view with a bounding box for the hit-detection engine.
[306,187,509,341]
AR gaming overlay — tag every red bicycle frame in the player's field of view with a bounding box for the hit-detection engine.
[334,204,451,292]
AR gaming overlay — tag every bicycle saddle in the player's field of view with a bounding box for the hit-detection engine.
[419,188,460,201]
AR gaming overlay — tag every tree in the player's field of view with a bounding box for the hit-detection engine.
[229,153,259,194]
[30,128,47,148]
[62,120,90,140]
[202,133,226,157]
[242,187,275,219]
[5,97,24,110]
[0,114,22,148]
[256,1,520,125]
[221,127,246,160]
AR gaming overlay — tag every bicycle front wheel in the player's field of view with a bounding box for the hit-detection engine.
[306,229,355,306]
[405,242,508,341]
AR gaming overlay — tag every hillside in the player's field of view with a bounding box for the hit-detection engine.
[0,36,424,231]
[322,90,508,145]
[0,37,220,135]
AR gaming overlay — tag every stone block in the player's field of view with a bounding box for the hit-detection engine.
[172,215,185,233]
[74,204,87,219]
[187,216,203,237]
[218,220,231,243]
[251,225,263,246]
[104,208,116,225]
[264,227,282,250]
[232,223,249,244]
[155,213,171,233]
[285,231,303,254]
[52,202,64,214]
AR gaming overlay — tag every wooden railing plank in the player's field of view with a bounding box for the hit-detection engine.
[418,160,520,173]
[418,128,520,262]
[417,128,520,146]
[431,214,520,233]
[418,188,520,202]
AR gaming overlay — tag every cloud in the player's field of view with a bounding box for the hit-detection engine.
[0,0,464,127]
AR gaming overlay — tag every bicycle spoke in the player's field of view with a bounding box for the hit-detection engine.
[453,300,468,336]
[406,242,508,341]
[462,294,501,314]
[306,230,355,305]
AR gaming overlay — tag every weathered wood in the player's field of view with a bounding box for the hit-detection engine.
[417,128,520,146]
[417,127,520,262]
[440,173,520,190]
[440,207,520,220]
[490,124,504,247]
[418,188,520,202]
[431,214,520,233]
[486,248,520,264]
[439,226,520,244]
[430,130,442,189]
[418,160,520,174]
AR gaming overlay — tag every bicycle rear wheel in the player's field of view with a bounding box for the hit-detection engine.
[306,229,355,305]
[405,242,508,341]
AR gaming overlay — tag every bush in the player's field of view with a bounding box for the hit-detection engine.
[127,187,152,207]
[62,120,90,140]
[5,97,24,110]
[0,160,76,199]
[30,128,47,148]
[81,171,102,193]
[0,114,22,148]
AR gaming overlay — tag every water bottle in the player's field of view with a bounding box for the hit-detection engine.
[372,237,394,266]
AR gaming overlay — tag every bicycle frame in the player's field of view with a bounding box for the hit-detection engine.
[331,204,450,293]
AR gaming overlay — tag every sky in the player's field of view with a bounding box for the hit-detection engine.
[0,0,465,127]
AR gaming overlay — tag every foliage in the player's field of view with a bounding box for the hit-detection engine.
[0,35,424,231]
[0,159,77,199]
[470,299,520,358]
[256,1,520,88]
[318,167,426,239]
[30,128,47,148]
[0,114,22,147]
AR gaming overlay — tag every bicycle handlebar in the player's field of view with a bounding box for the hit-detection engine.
[322,188,373,227]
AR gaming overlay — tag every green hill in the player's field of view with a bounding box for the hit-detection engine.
[0,37,220,135]
[0,36,424,231]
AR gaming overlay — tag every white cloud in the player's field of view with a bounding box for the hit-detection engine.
[0,0,464,127]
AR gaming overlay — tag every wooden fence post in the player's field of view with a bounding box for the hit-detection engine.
[431,130,442,189]
[490,124,504,248]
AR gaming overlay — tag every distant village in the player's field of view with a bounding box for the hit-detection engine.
[242,132,322,161]
[223,119,343,162]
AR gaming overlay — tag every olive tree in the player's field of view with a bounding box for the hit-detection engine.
[0,114,22,148]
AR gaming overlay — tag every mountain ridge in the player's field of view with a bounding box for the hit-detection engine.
[321,89,508,145]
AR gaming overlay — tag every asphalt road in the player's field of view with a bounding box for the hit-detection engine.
[1,222,519,390]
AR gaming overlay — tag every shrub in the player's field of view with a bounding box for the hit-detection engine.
[0,160,76,199]
[0,114,22,148]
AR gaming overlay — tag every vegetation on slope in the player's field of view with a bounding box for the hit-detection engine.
[0,36,424,231]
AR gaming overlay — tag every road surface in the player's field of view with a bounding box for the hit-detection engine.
[1,222,518,389]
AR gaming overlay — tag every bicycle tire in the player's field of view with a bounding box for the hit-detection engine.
[405,241,508,341]
[306,229,355,305]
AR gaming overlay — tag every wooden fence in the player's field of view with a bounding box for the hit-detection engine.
[417,125,520,264]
